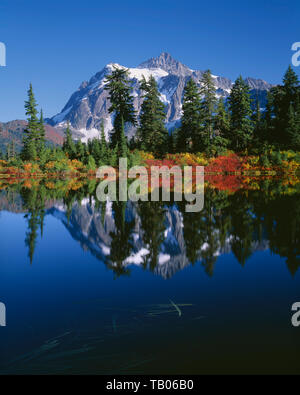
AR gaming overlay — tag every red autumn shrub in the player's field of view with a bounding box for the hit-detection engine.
[206,154,242,173]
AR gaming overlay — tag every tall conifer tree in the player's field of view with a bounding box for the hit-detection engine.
[22,83,39,160]
[287,98,300,150]
[272,66,299,148]
[228,76,253,151]
[104,67,136,153]
[63,122,76,157]
[199,69,217,151]
[137,75,168,155]
[37,109,46,156]
[251,97,262,149]
[177,78,202,152]
[214,98,230,139]
[100,121,108,163]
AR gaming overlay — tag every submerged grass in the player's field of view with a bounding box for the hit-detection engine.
[1,300,202,374]
[145,301,194,317]
[169,299,182,317]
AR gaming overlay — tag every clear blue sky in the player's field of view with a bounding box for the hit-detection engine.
[0,0,299,121]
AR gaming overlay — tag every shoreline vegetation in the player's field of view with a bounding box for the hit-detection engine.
[0,150,300,178]
[1,66,300,188]
[1,156,299,196]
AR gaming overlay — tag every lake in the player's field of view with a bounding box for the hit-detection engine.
[0,178,300,374]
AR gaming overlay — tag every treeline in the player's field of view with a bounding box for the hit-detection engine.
[173,66,300,155]
[1,65,300,166]
[106,65,300,157]
[0,80,141,168]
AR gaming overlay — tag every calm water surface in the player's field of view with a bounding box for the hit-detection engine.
[0,180,300,374]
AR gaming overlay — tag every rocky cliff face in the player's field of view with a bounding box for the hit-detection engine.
[47,52,273,141]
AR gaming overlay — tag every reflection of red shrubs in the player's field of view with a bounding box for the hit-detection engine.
[206,154,242,173]
[205,174,243,192]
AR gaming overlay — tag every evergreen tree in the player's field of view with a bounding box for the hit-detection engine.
[251,96,263,149]
[104,67,136,151]
[75,140,85,161]
[91,138,101,165]
[283,65,299,100]
[293,93,300,149]
[168,132,175,154]
[37,109,46,156]
[22,83,40,161]
[253,97,261,131]
[137,75,168,156]
[199,69,217,151]
[87,155,96,170]
[128,135,138,150]
[272,66,299,148]
[214,98,230,140]
[228,76,254,151]
[87,139,93,156]
[109,144,118,167]
[259,90,275,150]
[210,98,230,154]
[63,122,76,158]
[119,117,128,158]
[286,102,300,150]
[100,122,109,163]
[177,78,202,152]
[285,75,300,150]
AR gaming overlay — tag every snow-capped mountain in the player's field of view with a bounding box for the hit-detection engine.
[47,52,273,142]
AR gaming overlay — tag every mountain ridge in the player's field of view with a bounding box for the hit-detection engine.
[0,120,63,154]
[46,52,274,141]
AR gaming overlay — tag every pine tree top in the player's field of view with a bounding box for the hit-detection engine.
[283,65,299,88]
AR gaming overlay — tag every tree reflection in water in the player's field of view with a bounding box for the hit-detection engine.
[2,177,299,276]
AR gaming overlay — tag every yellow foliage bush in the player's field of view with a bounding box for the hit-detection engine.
[45,182,56,189]
[166,153,209,167]
[139,151,155,161]
[23,163,33,172]
[45,161,55,169]
[70,159,84,169]
[248,156,260,165]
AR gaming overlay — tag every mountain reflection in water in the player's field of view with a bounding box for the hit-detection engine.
[1,178,299,278]
[1,177,300,375]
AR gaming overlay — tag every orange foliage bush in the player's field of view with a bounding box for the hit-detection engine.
[23,163,33,172]
[206,154,242,173]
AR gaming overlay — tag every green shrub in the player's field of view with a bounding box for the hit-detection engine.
[270,151,282,166]
[260,154,270,167]
[87,155,96,170]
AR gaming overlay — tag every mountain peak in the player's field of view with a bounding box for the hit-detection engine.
[47,53,272,141]
[157,52,177,62]
[138,52,192,76]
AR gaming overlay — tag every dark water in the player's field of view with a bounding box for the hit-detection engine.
[0,179,300,374]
